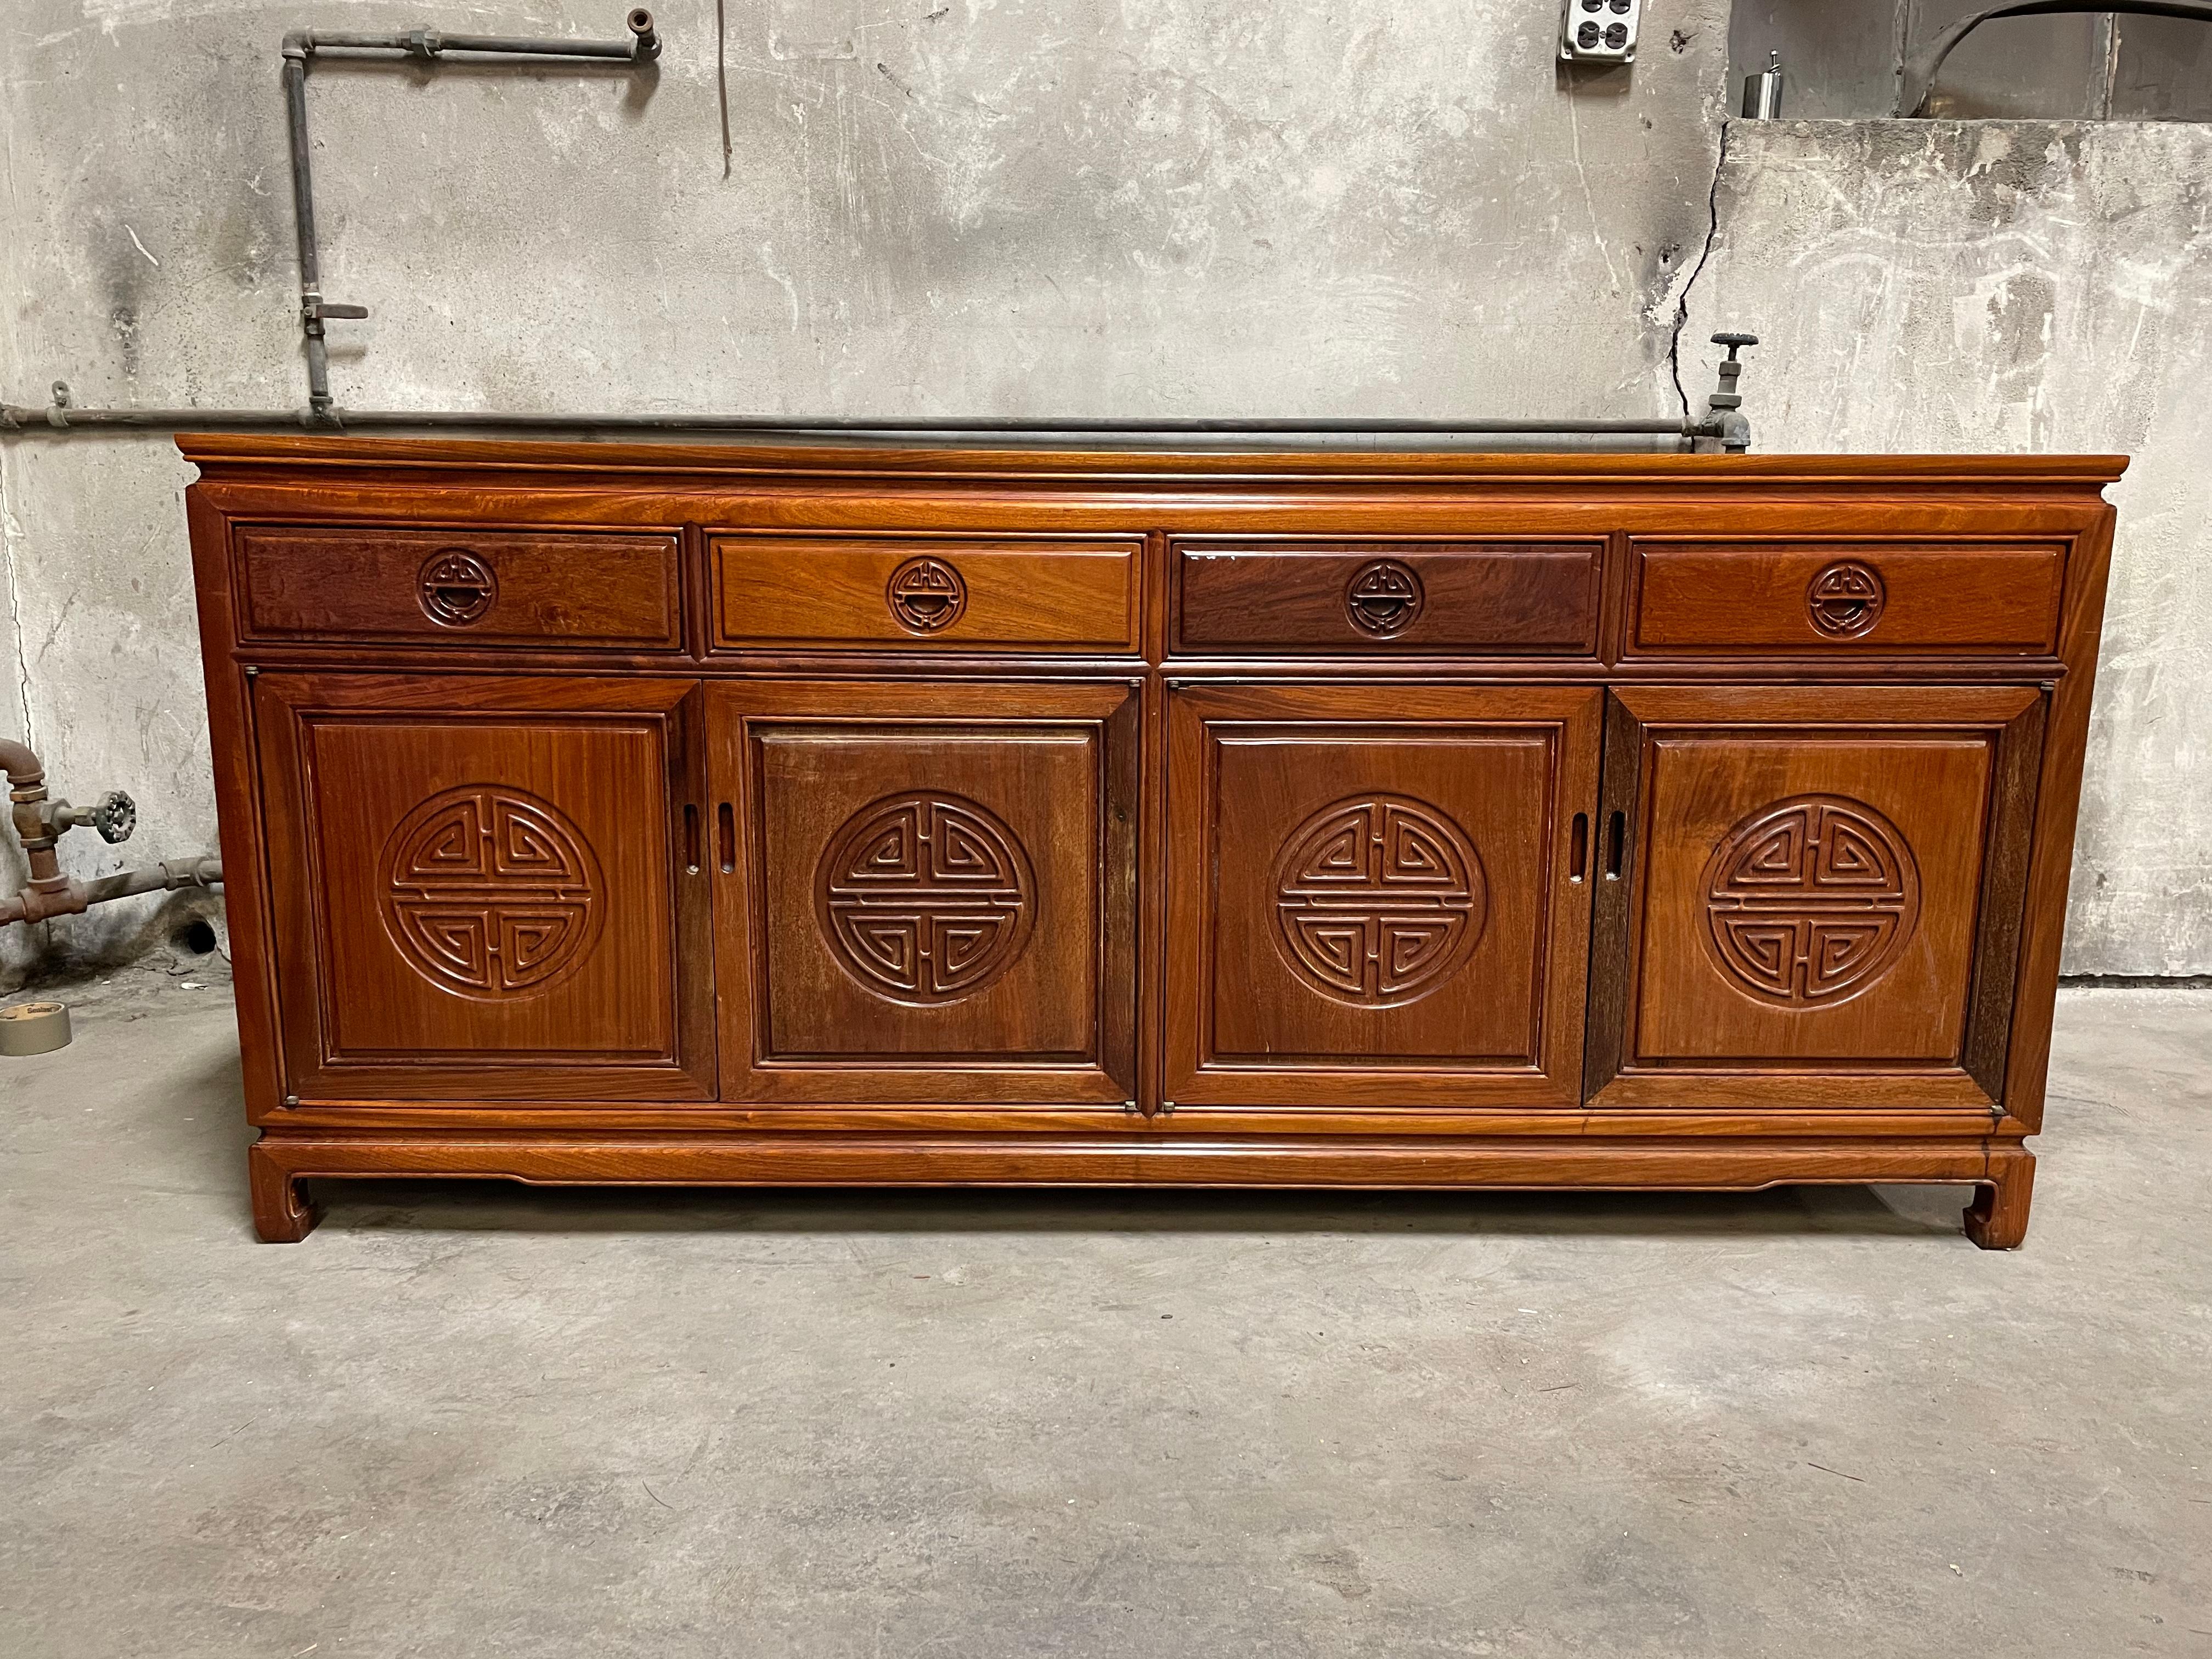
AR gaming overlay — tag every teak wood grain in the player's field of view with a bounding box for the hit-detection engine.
[707,678,1139,1107]
[235,524,684,648]
[1163,682,1601,1110]
[712,534,1140,652]
[1585,684,2042,1111]
[1627,540,2065,655]
[177,435,2123,1247]
[252,672,716,1103]
[1172,539,1601,654]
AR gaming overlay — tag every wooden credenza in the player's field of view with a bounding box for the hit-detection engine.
[181,437,2122,1245]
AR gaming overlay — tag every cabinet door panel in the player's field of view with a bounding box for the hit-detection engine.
[1165,684,1603,1110]
[712,680,1138,1106]
[254,674,714,1102]
[1587,685,2044,1109]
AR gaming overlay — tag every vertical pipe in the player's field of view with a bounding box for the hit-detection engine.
[283,46,331,418]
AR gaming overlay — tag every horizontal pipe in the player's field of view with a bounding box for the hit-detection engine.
[1,856,224,930]
[287,9,658,64]
[298,31,640,58]
[76,867,171,906]
[79,856,223,908]
[0,404,1718,439]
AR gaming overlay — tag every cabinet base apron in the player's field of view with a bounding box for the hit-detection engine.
[248,1133,2036,1250]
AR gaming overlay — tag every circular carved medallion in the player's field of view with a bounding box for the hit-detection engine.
[1345,558,1425,638]
[885,556,968,634]
[816,792,1034,1003]
[1806,560,1886,638]
[1272,793,1486,1007]
[1701,793,1921,1007]
[380,786,603,998]
[418,549,498,627]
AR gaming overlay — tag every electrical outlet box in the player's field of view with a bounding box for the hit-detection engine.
[1560,0,1640,63]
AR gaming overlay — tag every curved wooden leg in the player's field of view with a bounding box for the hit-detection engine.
[250,1141,321,1243]
[1963,1149,2035,1250]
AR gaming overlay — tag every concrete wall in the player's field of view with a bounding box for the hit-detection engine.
[1,2,2207,984]
[1688,120,2212,977]
[0,0,1730,985]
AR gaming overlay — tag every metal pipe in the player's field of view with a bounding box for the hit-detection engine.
[2,862,222,928]
[1,842,223,929]
[0,738,42,789]
[298,29,654,59]
[3,736,69,923]
[278,10,660,420]
[1,4,1745,450]
[2,734,217,930]
[1,1,1752,451]
[0,403,1720,441]
[291,9,658,61]
[78,857,224,909]
[1897,0,2212,115]
[281,49,333,417]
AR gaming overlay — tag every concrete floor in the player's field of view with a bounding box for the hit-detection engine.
[3,978,2208,1658]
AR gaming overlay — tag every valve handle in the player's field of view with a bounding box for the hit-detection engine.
[91,789,137,845]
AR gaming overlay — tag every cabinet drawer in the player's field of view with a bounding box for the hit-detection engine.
[1173,540,1601,654]
[1628,540,2065,656]
[712,535,1141,652]
[234,526,683,648]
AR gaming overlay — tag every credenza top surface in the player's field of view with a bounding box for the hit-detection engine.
[176,433,2129,492]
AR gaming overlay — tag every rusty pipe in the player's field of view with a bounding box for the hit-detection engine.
[0,736,42,788]
[1,732,223,929]
[3,736,66,911]
[81,856,223,907]
[0,856,224,929]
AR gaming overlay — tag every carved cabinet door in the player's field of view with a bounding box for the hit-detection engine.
[1584,685,2046,1109]
[708,680,1139,1107]
[1163,684,1604,1111]
[252,674,715,1102]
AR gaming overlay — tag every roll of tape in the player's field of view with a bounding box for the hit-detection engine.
[0,1001,71,1057]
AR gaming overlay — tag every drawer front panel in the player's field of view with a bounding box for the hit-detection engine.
[236,526,682,647]
[713,536,1141,651]
[1629,540,2064,655]
[1175,540,1601,653]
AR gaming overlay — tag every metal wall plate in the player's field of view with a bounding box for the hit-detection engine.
[1561,0,1641,62]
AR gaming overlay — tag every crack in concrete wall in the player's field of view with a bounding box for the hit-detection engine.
[1,489,31,745]
[1666,117,1731,425]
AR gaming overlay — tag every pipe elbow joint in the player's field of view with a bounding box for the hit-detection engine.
[0,737,44,790]
[628,8,661,60]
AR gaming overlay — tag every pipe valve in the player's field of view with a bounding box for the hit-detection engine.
[3,740,218,930]
[42,788,137,844]
[1705,332,1760,454]
[88,790,138,845]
